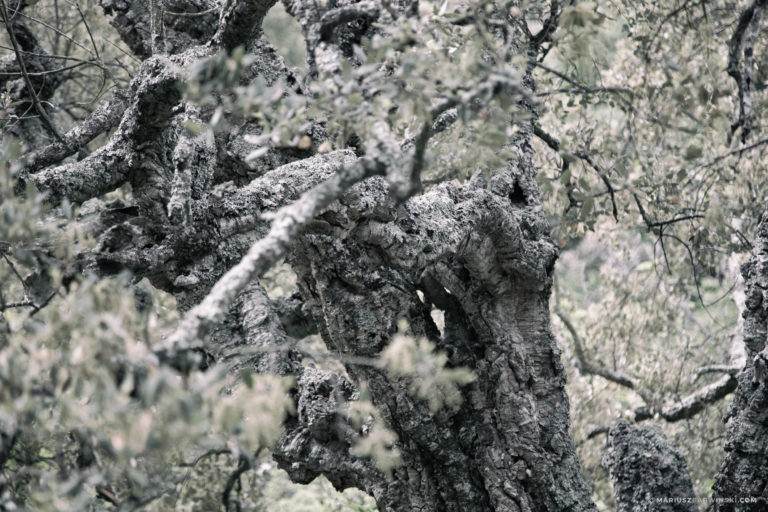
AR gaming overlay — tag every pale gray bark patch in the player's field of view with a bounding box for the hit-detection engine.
[231,281,300,375]
[168,108,216,224]
[602,421,698,512]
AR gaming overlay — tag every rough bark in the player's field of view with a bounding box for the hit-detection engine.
[100,0,219,58]
[602,421,698,512]
[281,168,595,511]
[713,210,768,511]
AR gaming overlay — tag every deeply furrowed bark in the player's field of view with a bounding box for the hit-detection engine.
[282,168,596,511]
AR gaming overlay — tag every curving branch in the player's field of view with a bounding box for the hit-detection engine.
[634,374,738,423]
[27,138,132,203]
[211,0,276,50]
[318,1,379,41]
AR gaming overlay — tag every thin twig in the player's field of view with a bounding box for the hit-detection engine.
[222,454,252,512]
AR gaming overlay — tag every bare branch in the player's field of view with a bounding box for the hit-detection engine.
[222,454,252,511]
[693,364,741,383]
[633,374,738,423]
[660,374,738,422]
[575,150,619,221]
[555,308,638,390]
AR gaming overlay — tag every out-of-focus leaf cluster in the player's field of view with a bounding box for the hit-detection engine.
[0,145,295,509]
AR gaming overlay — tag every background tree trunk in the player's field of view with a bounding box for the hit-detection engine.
[713,210,768,511]
[602,421,698,512]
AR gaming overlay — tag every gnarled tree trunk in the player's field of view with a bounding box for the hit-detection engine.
[14,1,601,510]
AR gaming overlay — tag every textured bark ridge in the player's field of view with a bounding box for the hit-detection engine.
[602,421,697,512]
[281,168,596,511]
[713,210,768,511]
[14,1,599,511]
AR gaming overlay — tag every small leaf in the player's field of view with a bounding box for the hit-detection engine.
[684,144,702,161]
[242,368,254,389]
